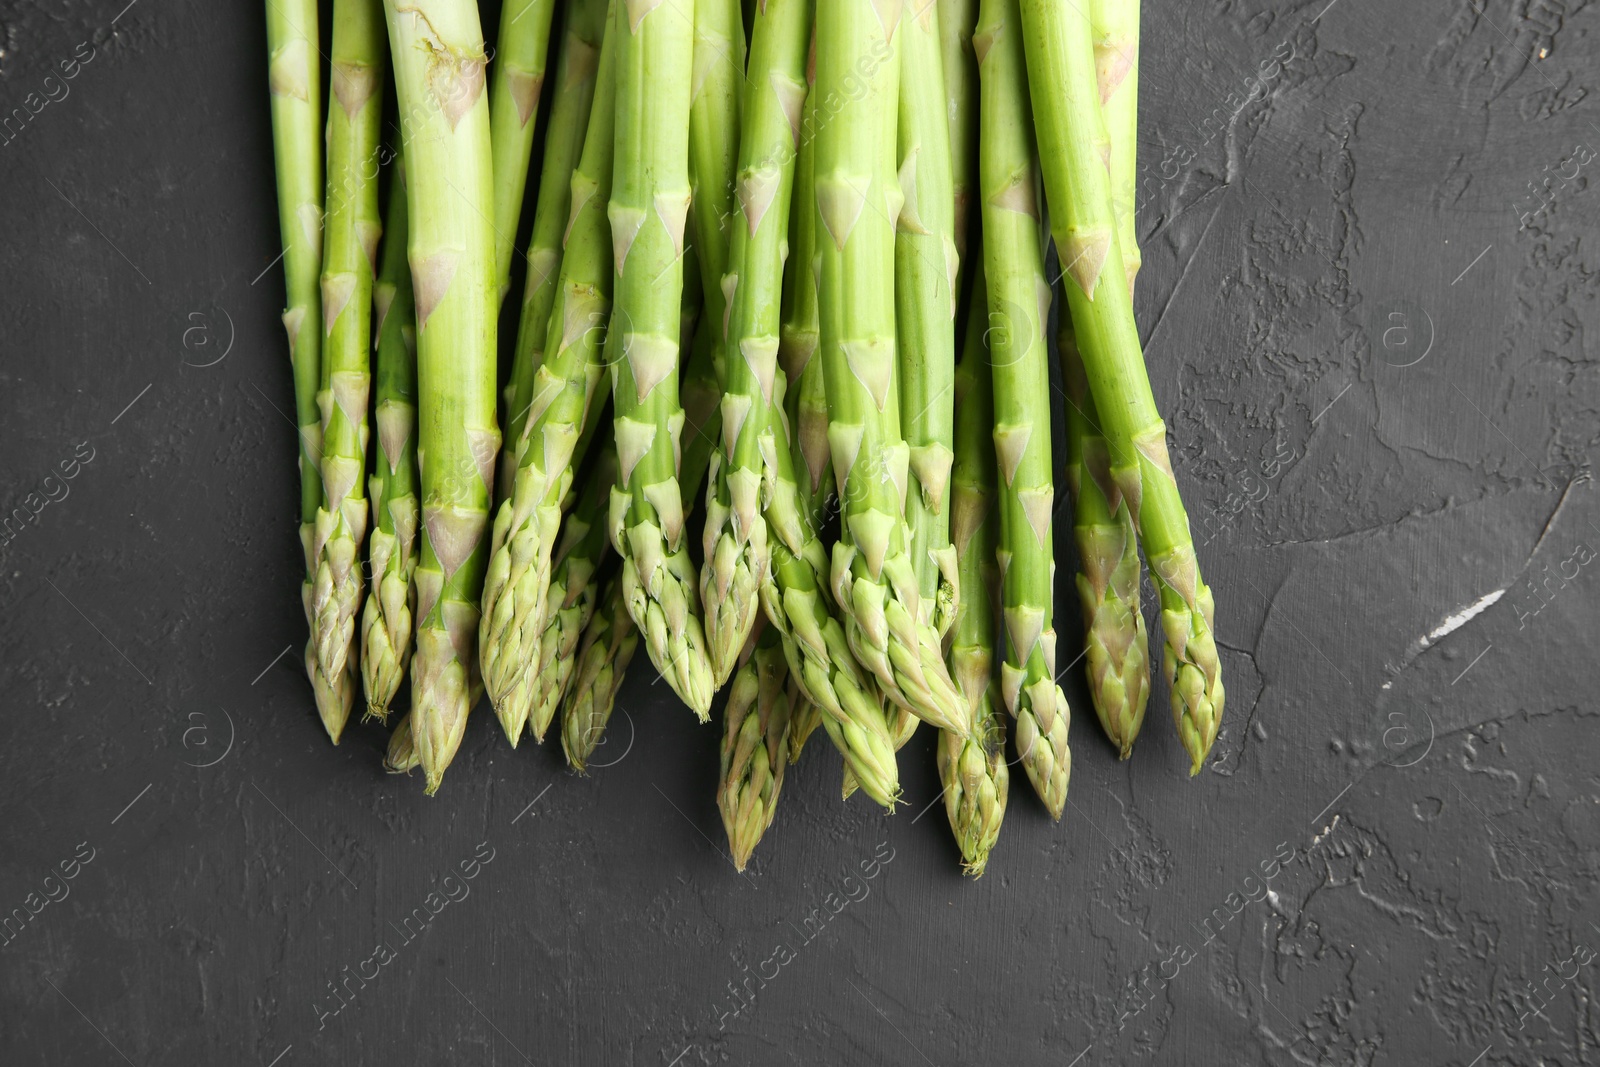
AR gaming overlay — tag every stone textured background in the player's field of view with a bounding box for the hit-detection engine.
[2,1,1597,1064]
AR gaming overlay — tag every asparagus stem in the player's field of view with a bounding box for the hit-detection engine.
[686,0,745,387]
[718,620,794,871]
[936,0,979,261]
[265,0,327,728]
[527,437,618,741]
[480,10,619,743]
[895,0,960,642]
[1018,0,1223,774]
[498,0,611,500]
[309,0,386,742]
[1061,0,1148,758]
[1091,0,1139,291]
[701,0,810,684]
[606,0,716,718]
[488,0,559,300]
[816,0,968,737]
[362,157,422,722]
[975,0,1071,818]
[939,265,1008,875]
[384,0,500,795]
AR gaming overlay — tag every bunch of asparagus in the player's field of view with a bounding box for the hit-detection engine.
[267,0,1223,875]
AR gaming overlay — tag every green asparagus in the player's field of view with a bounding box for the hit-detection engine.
[310,0,385,742]
[895,0,960,640]
[266,0,328,733]
[384,0,499,794]
[480,9,618,742]
[498,0,611,501]
[605,0,715,717]
[701,0,809,686]
[362,158,421,722]
[1018,0,1223,775]
[939,266,1008,874]
[976,0,1071,818]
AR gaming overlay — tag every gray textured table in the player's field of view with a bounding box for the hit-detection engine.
[2,2,1596,1064]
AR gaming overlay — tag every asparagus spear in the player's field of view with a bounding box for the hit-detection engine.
[488,0,559,301]
[718,621,794,870]
[814,0,972,740]
[564,300,723,768]
[265,0,328,731]
[701,0,810,686]
[526,437,617,741]
[309,0,386,742]
[755,61,899,806]
[480,9,618,742]
[1018,0,1223,774]
[362,158,421,722]
[497,0,610,501]
[605,0,716,718]
[1057,0,1148,758]
[895,0,960,640]
[936,0,979,261]
[975,0,1072,818]
[939,265,1008,875]
[384,0,499,795]
[1062,325,1148,757]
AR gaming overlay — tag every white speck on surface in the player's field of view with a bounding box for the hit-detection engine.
[1420,589,1506,648]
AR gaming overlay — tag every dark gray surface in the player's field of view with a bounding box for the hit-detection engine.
[2,1,1597,1064]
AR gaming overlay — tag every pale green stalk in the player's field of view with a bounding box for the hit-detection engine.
[384,0,499,795]
[489,0,559,299]
[1019,0,1223,774]
[606,0,715,718]
[718,621,794,870]
[479,12,618,743]
[939,264,1008,875]
[895,0,960,639]
[362,158,421,722]
[976,0,1071,818]
[310,0,385,742]
[266,0,327,731]
[1091,0,1139,291]
[815,0,967,738]
[701,0,810,685]
[498,0,610,499]
[936,0,978,260]
[686,0,744,388]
